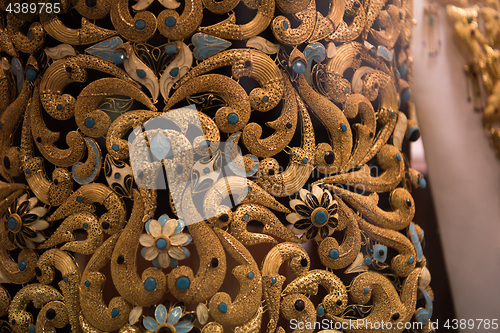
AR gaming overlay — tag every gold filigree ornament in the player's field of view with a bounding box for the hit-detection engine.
[0,0,433,332]
[448,1,500,158]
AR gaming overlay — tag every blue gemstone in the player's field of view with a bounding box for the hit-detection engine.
[170,67,179,77]
[165,16,177,27]
[364,287,369,294]
[248,272,254,279]
[56,104,62,110]
[201,140,210,148]
[64,277,69,283]
[27,30,33,40]
[112,51,126,65]
[26,168,31,174]
[396,153,401,162]
[111,308,119,318]
[408,256,415,264]
[329,249,339,259]
[364,257,372,265]
[282,21,289,29]
[203,167,210,174]
[391,111,396,117]
[112,144,119,152]
[156,238,167,250]
[345,87,350,93]
[135,19,146,30]
[85,280,91,287]
[84,117,95,128]
[83,223,88,229]
[227,113,239,124]
[7,217,17,231]
[136,69,146,78]
[317,305,324,316]
[244,214,249,220]
[114,173,120,179]
[18,260,27,271]
[144,277,157,292]
[26,68,37,82]
[263,95,269,102]
[271,277,277,284]
[314,210,328,224]
[302,157,308,164]
[341,123,348,132]
[419,176,427,189]
[218,302,228,314]
[176,276,191,291]
[29,325,36,333]
[165,44,178,54]
[292,61,306,74]
[77,196,83,203]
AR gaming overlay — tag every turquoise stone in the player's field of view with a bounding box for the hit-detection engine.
[302,157,308,164]
[135,19,146,30]
[165,44,178,54]
[144,277,157,292]
[218,302,228,314]
[29,325,36,333]
[282,21,289,29]
[112,144,119,152]
[391,111,396,117]
[408,256,415,264]
[201,140,210,148]
[18,260,27,271]
[364,287,369,294]
[111,308,119,318]
[398,63,408,76]
[373,244,387,262]
[396,153,401,162]
[170,67,179,77]
[314,210,328,225]
[64,277,69,283]
[271,277,277,284]
[84,117,95,128]
[263,96,269,102]
[26,168,31,174]
[345,87,350,93]
[114,173,120,179]
[402,88,411,103]
[203,167,210,174]
[176,276,190,291]
[419,176,427,189]
[408,126,420,141]
[85,280,91,287]
[248,272,254,279]
[165,16,177,27]
[7,217,17,231]
[77,196,83,203]
[317,305,324,316]
[244,214,249,220]
[26,68,37,82]
[341,123,348,132]
[136,69,146,78]
[83,223,88,229]
[292,61,306,74]
[329,249,339,259]
[27,30,33,40]
[56,104,62,110]
[156,238,167,250]
[364,257,372,265]
[227,113,239,124]
[112,51,125,65]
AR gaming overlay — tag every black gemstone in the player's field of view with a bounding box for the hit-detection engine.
[286,122,292,129]
[102,221,110,229]
[294,299,305,311]
[219,214,229,222]
[406,199,412,207]
[46,308,56,320]
[300,257,308,267]
[36,137,42,143]
[179,312,196,322]
[148,305,156,317]
[53,179,59,185]
[354,1,360,7]
[117,255,124,264]
[176,164,184,174]
[336,299,343,306]
[378,249,384,256]
[369,131,374,138]
[157,327,172,333]
[392,312,400,320]
[245,60,251,67]
[324,151,334,164]
[211,257,219,268]
[11,319,15,325]
[65,66,73,73]
[85,0,97,7]
[3,156,10,169]
[35,267,42,277]
[268,169,275,175]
